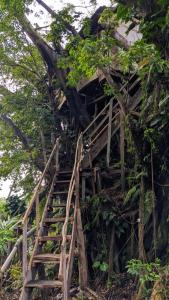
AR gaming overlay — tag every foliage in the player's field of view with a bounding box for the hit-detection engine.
[0,217,17,255]
[93,261,108,272]
[126,259,161,284]
[6,195,26,216]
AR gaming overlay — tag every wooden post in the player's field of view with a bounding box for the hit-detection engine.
[77,208,88,289]
[120,111,125,192]
[82,175,86,202]
[76,138,88,289]
[107,98,113,167]
[36,194,40,236]
[22,220,28,278]
[55,139,59,172]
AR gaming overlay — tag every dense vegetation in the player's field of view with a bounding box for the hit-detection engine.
[0,0,169,299]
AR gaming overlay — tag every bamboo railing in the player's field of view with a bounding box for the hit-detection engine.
[59,134,83,299]
[22,138,60,279]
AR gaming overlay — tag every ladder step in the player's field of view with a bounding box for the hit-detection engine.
[25,280,62,288]
[55,180,70,184]
[48,203,73,208]
[58,170,72,174]
[33,253,68,263]
[44,217,73,223]
[52,191,68,195]
[38,235,71,242]
[48,203,66,208]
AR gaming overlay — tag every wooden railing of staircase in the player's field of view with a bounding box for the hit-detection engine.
[83,99,120,167]
[22,138,60,279]
[59,133,87,299]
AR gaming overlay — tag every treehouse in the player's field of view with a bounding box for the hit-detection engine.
[1,7,144,300]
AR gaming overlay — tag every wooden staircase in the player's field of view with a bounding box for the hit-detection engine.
[19,136,87,300]
[82,100,120,168]
[19,79,140,299]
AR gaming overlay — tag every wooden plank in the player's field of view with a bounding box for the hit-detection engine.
[52,191,68,195]
[25,280,62,288]
[106,98,113,167]
[38,235,71,242]
[44,217,73,223]
[55,180,70,184]
[33,253,68,262]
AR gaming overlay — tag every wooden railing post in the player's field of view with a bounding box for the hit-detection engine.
[63,245,68,300]
[22,219,28,279]
[107,98,113,167]
[55,139,59,172]
[76,137,88,289]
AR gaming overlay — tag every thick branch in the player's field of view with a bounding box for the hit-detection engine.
[0,114,30,150]
[18,14,57,74]
[36,0,78,36]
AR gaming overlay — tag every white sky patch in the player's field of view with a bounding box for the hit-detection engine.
[0,179,11,198]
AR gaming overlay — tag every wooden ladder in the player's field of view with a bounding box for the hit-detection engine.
[19,135,87,300]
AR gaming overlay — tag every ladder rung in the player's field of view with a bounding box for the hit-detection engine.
[55,180,70,184]
[52,191,68,195]
[38,235,71,242]
[33,253,68,263]
[44,217,73,223]
[49,203,74,208]
[58,170,72,174]
[25,280,62,288]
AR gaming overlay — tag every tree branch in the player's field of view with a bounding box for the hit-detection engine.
[0,114,30,151]
[36,0,78,36]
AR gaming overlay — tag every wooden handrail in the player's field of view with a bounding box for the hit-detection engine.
[59,134,83,292]
[22,138,60,279]
[89,112,119,147]
[22,138,60,224]
[83,102,109,135]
